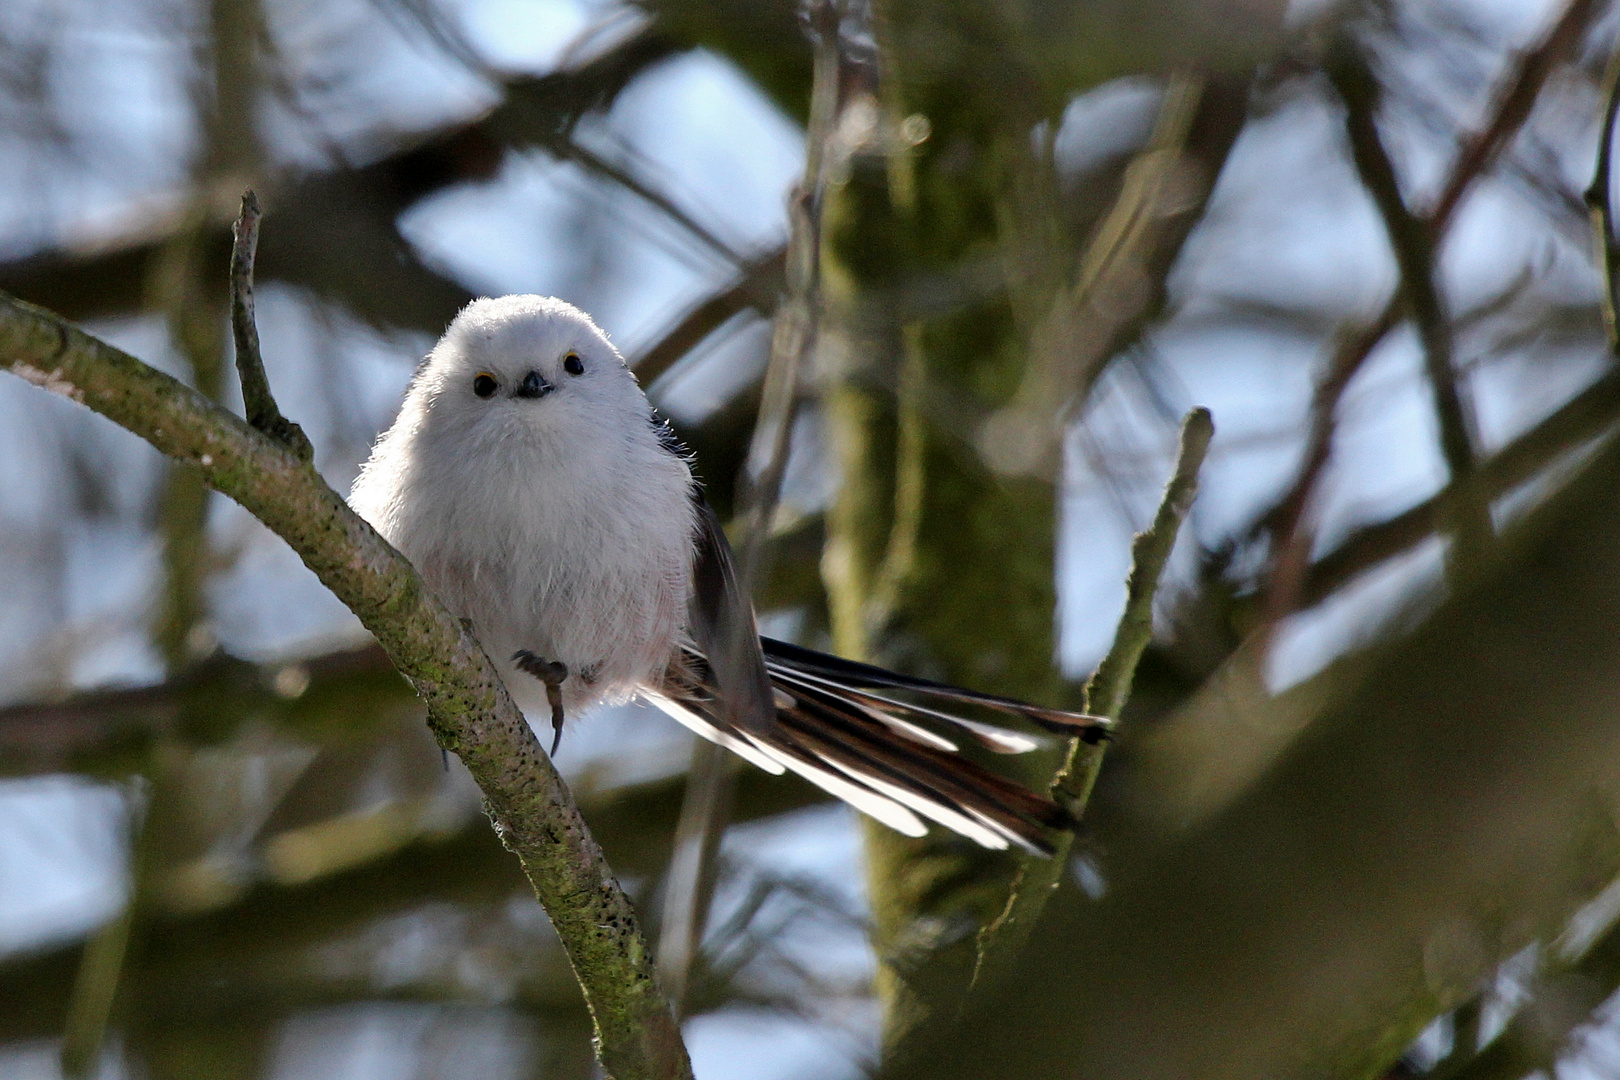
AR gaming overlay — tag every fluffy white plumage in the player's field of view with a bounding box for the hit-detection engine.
[349,295,696,719]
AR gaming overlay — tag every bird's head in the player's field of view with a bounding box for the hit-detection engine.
[412,295,648,448]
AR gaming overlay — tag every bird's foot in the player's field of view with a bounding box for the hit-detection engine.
[513,650,569,755]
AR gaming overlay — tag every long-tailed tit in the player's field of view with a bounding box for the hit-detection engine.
[351,296,1104,854]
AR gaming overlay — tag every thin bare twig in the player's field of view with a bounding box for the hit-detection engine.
[970,407,1213,991]
[59,780,144,1080]
[655,737,739,1015]
[0,25,683,332]
[980,72,1248,478]
[230,192,313,460]
[736,0,844,588]
[1302,365,1620,609]
[1429,0,1605,234]
[547,135,744,267]
[58,909,135,1078]
[1258,308,1401,628]
[1334,46,1492,577]
[633,247,786,384]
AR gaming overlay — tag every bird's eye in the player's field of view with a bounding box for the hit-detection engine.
[472,372,498,399]
[563,352,584,377]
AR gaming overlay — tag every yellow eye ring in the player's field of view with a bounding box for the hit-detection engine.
[472,372,498,398]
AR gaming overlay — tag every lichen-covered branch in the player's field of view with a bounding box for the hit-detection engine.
[971,406,1212,990]
[0,290,690,1080]
[1067,407,1214,765]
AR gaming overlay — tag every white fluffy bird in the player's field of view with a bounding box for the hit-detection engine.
[351,295,1102,854]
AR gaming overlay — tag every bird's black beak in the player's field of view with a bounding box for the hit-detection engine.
[514,370,555,399]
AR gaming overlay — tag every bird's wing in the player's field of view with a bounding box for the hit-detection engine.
[686,492,777,735]
[759,636,1108,736]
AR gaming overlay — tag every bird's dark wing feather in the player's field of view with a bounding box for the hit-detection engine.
[760,636,1107,735]
[686,493,776,735]
[768,673,1072,848]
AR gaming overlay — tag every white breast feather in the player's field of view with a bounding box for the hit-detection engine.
[349,296,696,718]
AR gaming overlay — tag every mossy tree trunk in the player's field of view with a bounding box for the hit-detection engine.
[819,0,1268,1054]
[817,7,1066,1051]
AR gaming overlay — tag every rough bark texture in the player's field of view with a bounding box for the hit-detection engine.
[818,60,1065,1056]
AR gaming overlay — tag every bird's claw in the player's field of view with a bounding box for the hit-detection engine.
[513,650,569,756]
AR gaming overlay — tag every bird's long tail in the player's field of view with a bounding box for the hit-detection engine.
[645,638,1108,856]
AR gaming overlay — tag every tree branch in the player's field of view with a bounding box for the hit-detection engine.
[655,0,844,1016]
[1428,0,1604,234]
[230,191,313,460]
[1253,0,1601,621]
[1332,45,1492,574]
[980,72,1249,477]
[0,745,829,1045]
[545,134,744,266]
[0,289,690,1080]
[1258,307,1401,628]
[1423,887,1620,1080]
[0,24,686,333]
[1063,407,1214,800]
[1301,365,1620,610]
[632,247,786,384]
[655,737,739,1015]
[970,407,1213,990]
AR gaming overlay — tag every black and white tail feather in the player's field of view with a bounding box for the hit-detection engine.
[645,495,1108,857]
